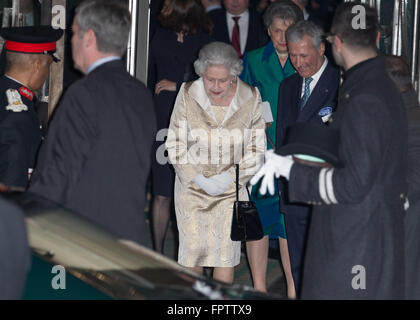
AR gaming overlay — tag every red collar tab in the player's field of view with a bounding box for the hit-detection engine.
[4,40,56,53]
[19,86,34,101]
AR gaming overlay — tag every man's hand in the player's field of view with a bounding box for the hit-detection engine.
[250,150,293,195]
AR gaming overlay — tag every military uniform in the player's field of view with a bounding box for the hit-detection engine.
[0,76,41,188]
[0,25,63,189]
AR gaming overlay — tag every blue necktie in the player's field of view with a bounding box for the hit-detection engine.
[300,77,313,110]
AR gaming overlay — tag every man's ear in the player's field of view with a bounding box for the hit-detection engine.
[334,35,343,52]
[85,29,96,48]
[318,41,325,56]
[32,55,42,73]
[376,31,380,45]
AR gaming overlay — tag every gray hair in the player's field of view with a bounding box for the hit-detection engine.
[263,0,304,30]
[194,42,243,77]
[286,20,325,49]
[75,0,131,56]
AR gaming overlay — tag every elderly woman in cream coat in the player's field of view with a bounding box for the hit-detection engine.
[166,42,266,284]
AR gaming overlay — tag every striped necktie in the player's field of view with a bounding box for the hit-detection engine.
[300,77,313,110]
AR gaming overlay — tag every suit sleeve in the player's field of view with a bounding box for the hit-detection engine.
[288,94,390,205]
[30,84,98,203]
[0,114,32,188]
[275,81,287,151]
[147,35,157,91]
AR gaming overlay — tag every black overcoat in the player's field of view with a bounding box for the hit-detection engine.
[287,56,408,299]
[29,61,157,246]
[403,89,420,299]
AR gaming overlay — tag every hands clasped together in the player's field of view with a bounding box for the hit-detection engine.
[193,172,233,196]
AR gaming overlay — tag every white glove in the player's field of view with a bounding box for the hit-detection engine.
[193,174,226,196]
[208,172,233,190]
[250,150,293,196]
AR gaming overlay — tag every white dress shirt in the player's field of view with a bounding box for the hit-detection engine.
[300,56,328,98]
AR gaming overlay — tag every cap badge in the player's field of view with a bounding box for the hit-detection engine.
[5,89,28,112]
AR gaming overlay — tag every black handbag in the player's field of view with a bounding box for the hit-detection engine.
[230,164,264,241]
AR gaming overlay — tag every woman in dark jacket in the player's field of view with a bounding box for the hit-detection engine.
[148,0,213,253]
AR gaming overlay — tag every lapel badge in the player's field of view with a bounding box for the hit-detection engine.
[318,106,333,123]
[5,89,28,112]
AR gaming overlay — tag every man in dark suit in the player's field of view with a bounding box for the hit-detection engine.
[29,0,157,246]
[253,3,407,299]
[275,20,339,296]
[0,195,30,299]
[208,0,268,57]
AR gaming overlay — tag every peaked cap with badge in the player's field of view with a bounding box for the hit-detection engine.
[0,25,63,61]
[0,25,62,189]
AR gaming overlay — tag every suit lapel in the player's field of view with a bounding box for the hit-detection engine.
[222,11,231,43]
[293,76,303,121]
[297,63,332,122]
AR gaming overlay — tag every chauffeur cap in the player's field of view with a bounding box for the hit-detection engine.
[277,122,342,167]
[0,25,63,62]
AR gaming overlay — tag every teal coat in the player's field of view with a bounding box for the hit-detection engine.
[240,41,295,148]
[240,41,296,236]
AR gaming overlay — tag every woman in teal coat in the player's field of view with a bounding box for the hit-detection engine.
[240,0,303,298]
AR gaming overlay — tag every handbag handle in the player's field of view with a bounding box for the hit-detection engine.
[235,164,251,201]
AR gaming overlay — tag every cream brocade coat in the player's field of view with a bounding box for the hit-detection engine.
[166,78,266,267]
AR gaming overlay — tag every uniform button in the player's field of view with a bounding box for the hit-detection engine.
[400,193,404,198]
[345,93,350,99]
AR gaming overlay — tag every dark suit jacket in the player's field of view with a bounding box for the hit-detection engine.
[208,8,268,54]
[0,196,30,299]
[276,60,340,150]
[29,60,157,246]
